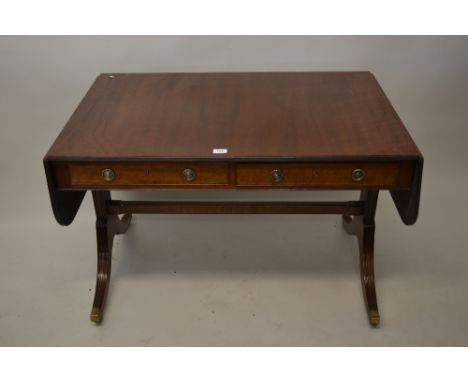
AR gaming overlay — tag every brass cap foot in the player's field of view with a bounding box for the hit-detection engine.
[369,309,380,327]
[90,308,103,324]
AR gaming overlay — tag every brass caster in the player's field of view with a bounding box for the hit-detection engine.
[369,309,380,327]
[90,308,103,324]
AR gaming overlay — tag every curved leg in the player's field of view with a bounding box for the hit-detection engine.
[90,191,132,324]
[343,191,380,327]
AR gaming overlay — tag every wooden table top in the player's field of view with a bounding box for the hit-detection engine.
[46,72,421,161]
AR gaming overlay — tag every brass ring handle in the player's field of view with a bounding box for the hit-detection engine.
[182,168,197,182]
[351,168,365,182]
[270,169,284,183]
[101,168,115,182]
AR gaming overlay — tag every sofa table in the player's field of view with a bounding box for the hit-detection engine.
[44,72,423,326]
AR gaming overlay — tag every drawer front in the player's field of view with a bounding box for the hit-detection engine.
[55,162,229,188]
[236,162,413,189]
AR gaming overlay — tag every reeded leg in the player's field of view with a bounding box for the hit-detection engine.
[90,191,132,324]
[343,191,380,327]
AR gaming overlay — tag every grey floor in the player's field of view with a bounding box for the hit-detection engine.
[1,36,468,346]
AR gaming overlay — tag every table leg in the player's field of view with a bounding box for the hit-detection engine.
[90,191,132,324]
[342,190,380,327]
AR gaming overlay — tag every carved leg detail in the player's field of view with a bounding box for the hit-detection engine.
[90,217,112,323]
[90,192,131,324]
[342,191,380,327]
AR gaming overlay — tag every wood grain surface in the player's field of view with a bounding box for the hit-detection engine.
[51,160,414,190]
[45,72,422,161]
[44,72,423,226]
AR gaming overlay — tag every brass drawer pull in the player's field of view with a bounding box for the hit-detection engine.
[270,169,284,183]
[352,168,365,182]
[101,168,115,182]
[182,168,197,182]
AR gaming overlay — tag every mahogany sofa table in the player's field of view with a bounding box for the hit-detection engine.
[44,72,423,326]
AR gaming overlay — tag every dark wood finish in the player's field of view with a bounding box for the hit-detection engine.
[44,72,423,225]
[57,162,229,188]
[90,191,132,324]
[390,157,424,225]
[342,191,380,326]
[45,72,421,160]
[236,162,413,189]
[51,160,414,191]
[43,161,85,225]
[43,72,424,326]
[107,200,365,215]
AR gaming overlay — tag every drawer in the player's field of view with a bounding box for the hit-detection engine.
[236,162,413,189]
[53,162,229,189]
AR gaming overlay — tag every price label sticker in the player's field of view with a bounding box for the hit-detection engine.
[212,148,228,154]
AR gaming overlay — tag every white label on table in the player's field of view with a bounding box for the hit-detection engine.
[212,148,228,154]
